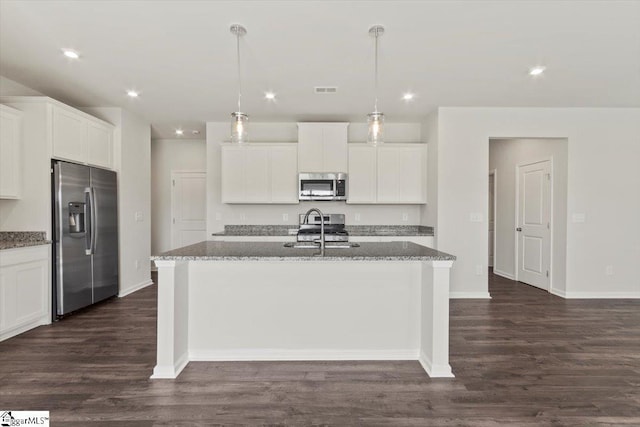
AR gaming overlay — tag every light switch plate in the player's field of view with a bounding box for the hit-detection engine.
[469,212,483,222]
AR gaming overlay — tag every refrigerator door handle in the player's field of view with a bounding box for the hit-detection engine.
[84,187,96,255]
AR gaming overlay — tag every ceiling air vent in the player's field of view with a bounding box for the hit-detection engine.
[314,86,338,94]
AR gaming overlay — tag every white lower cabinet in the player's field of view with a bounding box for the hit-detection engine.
[221,143,298,204]
[0,245,51,341]
[348,143,427,204]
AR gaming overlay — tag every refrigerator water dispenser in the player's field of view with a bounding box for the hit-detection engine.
[68,202,86,234]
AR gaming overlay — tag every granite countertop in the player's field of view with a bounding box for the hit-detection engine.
[212,225,434,237]
[152,240,454,262]
[0,231,50,250]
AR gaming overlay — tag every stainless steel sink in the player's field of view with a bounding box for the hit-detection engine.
[283,242,360,249]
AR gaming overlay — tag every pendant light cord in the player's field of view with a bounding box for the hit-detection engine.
[374,29,379,113]
[236,30,242,113]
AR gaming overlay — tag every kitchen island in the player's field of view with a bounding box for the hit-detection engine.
[151,241,455,379]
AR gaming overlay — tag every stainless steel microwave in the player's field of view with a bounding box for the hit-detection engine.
[298,172,347,201]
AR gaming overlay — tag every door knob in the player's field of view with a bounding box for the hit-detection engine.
[516,227,522,232]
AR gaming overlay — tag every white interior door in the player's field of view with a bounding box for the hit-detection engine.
[171,171,206,249]
[488,172,495,267]
[517,161,551,290]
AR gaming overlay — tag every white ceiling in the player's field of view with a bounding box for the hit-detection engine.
[1,0,639,139]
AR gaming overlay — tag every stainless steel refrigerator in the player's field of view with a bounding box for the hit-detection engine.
[52,160,119,318]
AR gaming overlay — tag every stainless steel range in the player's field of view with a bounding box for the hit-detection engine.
[297,213,349,242]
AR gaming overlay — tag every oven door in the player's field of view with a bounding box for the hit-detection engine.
[299,178,336,200]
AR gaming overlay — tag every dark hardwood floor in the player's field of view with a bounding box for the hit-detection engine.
[1,271,639,426]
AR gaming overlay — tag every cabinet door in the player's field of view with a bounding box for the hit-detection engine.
[52,106,87,163]
[0,105,22,198]
[347,145,377,203]
[221,146,247,203]
[0,246,50,342]
[398,145,426,203]
[377,146,401,203]
[87,120,114,169]
[377,144,427,204]
[297,123,324,172]
[270,145,299,203]
[243,147,270,202]
[321,123,348,172]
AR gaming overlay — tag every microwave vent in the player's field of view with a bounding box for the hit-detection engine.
[314,86,338,94]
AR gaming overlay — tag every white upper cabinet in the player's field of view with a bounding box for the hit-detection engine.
[348,143,427,204]
[0,105,22,199]
[297,123,348,172]
[221,143,298,204]
[347,144,377,203]
[87,120,114,169]
[52,105,114,169]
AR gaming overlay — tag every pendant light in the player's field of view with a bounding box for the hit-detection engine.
[230,24,248,143]
[367,25,385,145]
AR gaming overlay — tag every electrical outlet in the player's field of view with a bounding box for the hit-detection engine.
[355,213,361,222]
[605,265,614,276]
[475,265,483,276]
[240,213,246,221]
[134,211,143,222]
[402,213,409,222]
[135,260,140,270]
[282,213,289,222]
[215,212,222,221]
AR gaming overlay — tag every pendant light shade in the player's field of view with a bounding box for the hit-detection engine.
[367,25,385,145]
[230,24,248,143]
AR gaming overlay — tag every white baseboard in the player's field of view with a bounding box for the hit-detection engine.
[418,351,454,378]
[150,353,189,379]
[119,279,154,298]
[449,292,491,299]
[549,287,567,298]
[0,315,50,342]
[561,291,640,299]
[493,269,516,280]
[189,349,419,362]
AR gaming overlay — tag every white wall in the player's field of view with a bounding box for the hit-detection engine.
[87,108,152,296]
[151,138,206,255]
[489,138,568,294]
[206,122,427,237]
[437,107,640,298]
[0,76,44,96]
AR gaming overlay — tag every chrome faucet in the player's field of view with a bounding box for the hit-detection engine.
[303,207,325,255]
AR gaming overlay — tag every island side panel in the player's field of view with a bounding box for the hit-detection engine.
[151,260,189,379]
[187,260,422,361]
[419,260,455,377]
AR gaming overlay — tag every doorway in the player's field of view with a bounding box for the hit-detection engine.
[171,171,206,249]
[488,138,568,296]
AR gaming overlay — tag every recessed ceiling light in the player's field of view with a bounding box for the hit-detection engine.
[265,92,276,100]
[529,66,546,76]
[175,129,184,136]
[402,93,415,101]
[62,49,80,59]
[126,90,139,98]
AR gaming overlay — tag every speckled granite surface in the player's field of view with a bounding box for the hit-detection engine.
[152,240,454,262]
[212,225,434,237]
[0,231,50,250]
